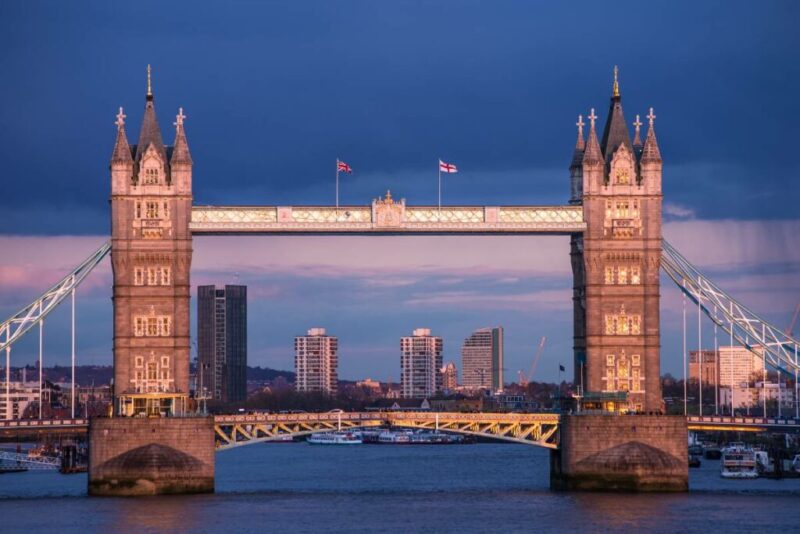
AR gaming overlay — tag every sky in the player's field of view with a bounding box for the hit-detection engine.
[0,1,798,382]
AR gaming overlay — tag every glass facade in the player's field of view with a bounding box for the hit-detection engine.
[197,285,247,403]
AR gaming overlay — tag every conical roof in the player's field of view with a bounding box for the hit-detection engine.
[600,93,634,165]
[583,110,603,165]
[570,115,585,169]
[641,121,662,163]
[111,109,133,164]
[134,96,166,163]
[170,108,192,165]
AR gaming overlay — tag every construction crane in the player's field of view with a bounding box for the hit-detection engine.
[518,336,547,387]
[785,302,800,337]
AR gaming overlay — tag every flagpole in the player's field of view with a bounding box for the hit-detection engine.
[438,159,442,214]
[335,159,340,212]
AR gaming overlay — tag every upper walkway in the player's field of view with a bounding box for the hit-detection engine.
[189,204,585,235]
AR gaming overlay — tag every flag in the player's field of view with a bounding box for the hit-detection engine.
[439,159,458,173]
[559,364,565,372]
[337,159,352,173]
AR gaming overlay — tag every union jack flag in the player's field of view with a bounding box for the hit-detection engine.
[439,159,458,173]
[337,159,352,173]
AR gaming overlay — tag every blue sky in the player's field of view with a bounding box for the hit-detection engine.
[1,1,798,382]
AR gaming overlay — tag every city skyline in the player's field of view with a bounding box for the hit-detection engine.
[0,2,798,384]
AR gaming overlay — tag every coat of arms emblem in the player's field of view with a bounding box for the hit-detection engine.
[373,190,404,228]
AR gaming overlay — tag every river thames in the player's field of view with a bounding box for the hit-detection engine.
[1,443,799,533]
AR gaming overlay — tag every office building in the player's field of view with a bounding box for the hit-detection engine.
[197,285,248,403]
[461,327,504,391]
[295,328,338,394]
[400,328,443,398]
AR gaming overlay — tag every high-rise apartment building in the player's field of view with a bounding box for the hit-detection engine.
[294,328,338,394]
[400,328,443,399]
[688,350,718,385]
[441,362,458,391]
[197,285,247,403]
[461,327,504,391]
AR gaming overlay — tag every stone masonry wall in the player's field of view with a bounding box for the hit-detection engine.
[550,414,687,492]
[89,417,215,496]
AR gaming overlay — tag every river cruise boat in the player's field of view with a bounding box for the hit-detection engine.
[720,446,759,479]
[376,430,468,444]
[306,432,362,445]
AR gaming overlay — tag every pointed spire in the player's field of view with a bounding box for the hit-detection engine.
[135,65,166,163]
[171,107,192,165]
[570,114,585,168]
[147,64,153,100]
[111,107,133,163]
[600,65,633,165]
[641,107,662,163]
[633,114,643,146]
[583,108,603,165]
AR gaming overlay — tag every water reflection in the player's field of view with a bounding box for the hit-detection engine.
[112,494,207,533]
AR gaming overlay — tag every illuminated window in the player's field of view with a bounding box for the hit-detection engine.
[145,201,159,219]
[606,354,615,366]
[630,316,641,335]
[147,362,158,381]
[632,354,641,366]
[147,317,158,336]
[161,356,170,368]
[616,169,630,185]
[134,267,144,286]
[160,267,171,285]
[134,317,145,337]
[617,359,629,379]
[143,168,159,185]
[604,308,642,335]
[604,266,614,284]
[147,268,157,286]
[135,356,144,368]
[618,267,628,285]
[631,266,641,285]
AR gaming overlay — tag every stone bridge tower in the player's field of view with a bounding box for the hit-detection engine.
[571,69,663,412]
[110,67,193,416]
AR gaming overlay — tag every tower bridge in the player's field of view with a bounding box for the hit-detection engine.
[1,68,799,495]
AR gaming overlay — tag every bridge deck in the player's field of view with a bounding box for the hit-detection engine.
[189,205,585,235]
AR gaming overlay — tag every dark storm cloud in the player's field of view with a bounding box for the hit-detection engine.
[1,1,799,234]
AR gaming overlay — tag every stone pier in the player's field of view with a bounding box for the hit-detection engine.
[88,417,215,496]
[550,414,688,492]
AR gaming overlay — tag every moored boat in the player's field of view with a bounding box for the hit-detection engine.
[306,431,362,445]
[720,446,759,479]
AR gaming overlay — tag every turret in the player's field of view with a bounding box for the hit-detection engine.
[110,107,133,194]
[569,114,585,204]
[582,108,604,196]
[170,107,192,195]
[640,107,662,195]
